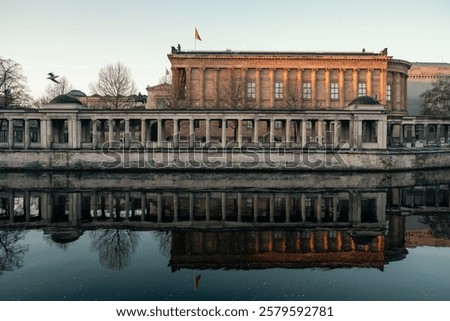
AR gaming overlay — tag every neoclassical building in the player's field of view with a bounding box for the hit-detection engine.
[148,47,410,111]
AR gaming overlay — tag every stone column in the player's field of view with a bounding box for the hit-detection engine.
[367,69,372,97]
[325,69,330,108]
[311,69,317,108]
[285,118,291,146]
[124,119,130,149]
[237,118,242,147]
[395,72,401,110]
[157,119,163,148]
[199,68,205,107]
[214,68,220,107]
[333,120,339,147]
[253,119,259,144]
[339,69,345,107]
[24,119,30,149]
[92,119,98,149]
[205,118,211,147]
[221,119,227,148]
[8,119,14,148]
[380,69,387,105]
[185,68,191,106]
[269,119,275,146]
[189,119,195,148]
[269,69,275,107]
[317,120,323,146]
[173,119,179,148]
[255,68,261,107]
[301,119,307,148]
[353,69,358,98]
[140,119,147,148]
[108,119,114,147]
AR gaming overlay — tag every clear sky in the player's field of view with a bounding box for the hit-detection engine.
[1,0,449,99]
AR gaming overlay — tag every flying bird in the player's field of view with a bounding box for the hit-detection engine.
[47,72,60,84]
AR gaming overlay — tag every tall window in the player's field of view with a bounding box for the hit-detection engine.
[358,83,366,97]
[302,82,312,99]
[275,82,283,99]
[330,83,339,100]
[247,82,256,99]
[275,120,283,129]
[386,84,392,101]
[246,120,253,129]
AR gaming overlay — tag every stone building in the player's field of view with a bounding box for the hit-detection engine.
[147,47,411,112]
[407,62,450,115]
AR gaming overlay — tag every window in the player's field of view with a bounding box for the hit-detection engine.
[362,120,378,143]
[275,120,283,129]
[302,82,311,99]
[246,198,253,208]
[246,120,253,129]
[386,85,392,101]
[330,83,339,100]
[156,98,170,109]
[358,83,366,97]
[275,82,283,99]
[247,82,256,99]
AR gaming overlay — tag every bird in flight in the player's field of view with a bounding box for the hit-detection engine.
[47,72,60,84]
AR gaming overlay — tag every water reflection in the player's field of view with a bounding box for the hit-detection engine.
[0,170,450,273]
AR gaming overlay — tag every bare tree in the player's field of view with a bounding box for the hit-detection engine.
[0,231,29,275]
[89,61,138,109]
[421,79,450,116]
[0,57,32,109]
[157,68,187,109]
[219,70,250,109]
[284,82,306,109]
[34,76,73,108]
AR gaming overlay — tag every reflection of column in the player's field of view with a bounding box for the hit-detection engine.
[125,192,130,220]
[316,194,323,222]
[300,193,306,222]
[237,192,242,222]
[24,191,30,222]
[337,231,343,251]
[91,192,98,220]
[173,194,179,222]
[253,194,258,222]
[157,193,163,223]
[377,192,386,222]
[285,193,290,223]
[108,193,114,219]
[189,193,194,221]
[269,193,275,223]
[333,194,338,222]
[140,192,146,221]
[221,192,226,221]
[205,193,210,222]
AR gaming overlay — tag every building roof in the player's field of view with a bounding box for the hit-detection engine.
[67,89,87,97]
[49,94,83,105]
[348,96,381,106]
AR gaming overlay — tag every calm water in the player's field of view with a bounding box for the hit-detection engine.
[1,171,450,300]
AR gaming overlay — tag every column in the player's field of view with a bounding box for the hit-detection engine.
[92,119,98,149]
[8,119,13,148]
[339,69,345,107]
[24,119,30,149]
[255,68,261,107]
[269,69,275,107]
[140,119,147,147]
[367,69,372,97]
[333,120,339,147]
[189,119,195,148]
[221,119,227,148]
[124,119,130,149]
[173,119,179,148]
[185,68,191,106]
[199,68,205,107]
[157,119,163,148]
[317,120,323,146]
[214,68,220,107]
[108,119,114,147]
[380,69,386,105]
[395,72,401,110]
[411,124,416,146]
[325,69,330,108]
[301,119,307,148]
[269,119,275,146]
[205,118,211,147]
[285,118,291,146]
[253,119,259,145]
[237,118,242,147]
[353,69,358,98]
[311,69,317,108]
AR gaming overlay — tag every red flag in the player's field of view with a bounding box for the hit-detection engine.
[195,28,202,41]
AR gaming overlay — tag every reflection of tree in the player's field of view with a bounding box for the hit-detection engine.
[153,231,171,257]
[0,231,29,275]
[420,214,450,238]
[90,229,139,270]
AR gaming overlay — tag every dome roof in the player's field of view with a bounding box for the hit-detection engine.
[348,96,381,106]
[67,89,87,97]
[49,94,82,105]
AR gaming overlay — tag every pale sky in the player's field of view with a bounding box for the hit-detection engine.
[1,0,449,99]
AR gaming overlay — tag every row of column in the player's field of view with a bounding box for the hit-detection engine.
[186,67,405,107]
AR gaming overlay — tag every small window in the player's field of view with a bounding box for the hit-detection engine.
[275,82,283,99]
[246,198,253,208]
[386,84,392,102]
[246,120,253,129]
[247,82,256,99]
[302,82,311,99]
[275,120,283,129]
[330,83,339,100]
[358,83,366,97]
